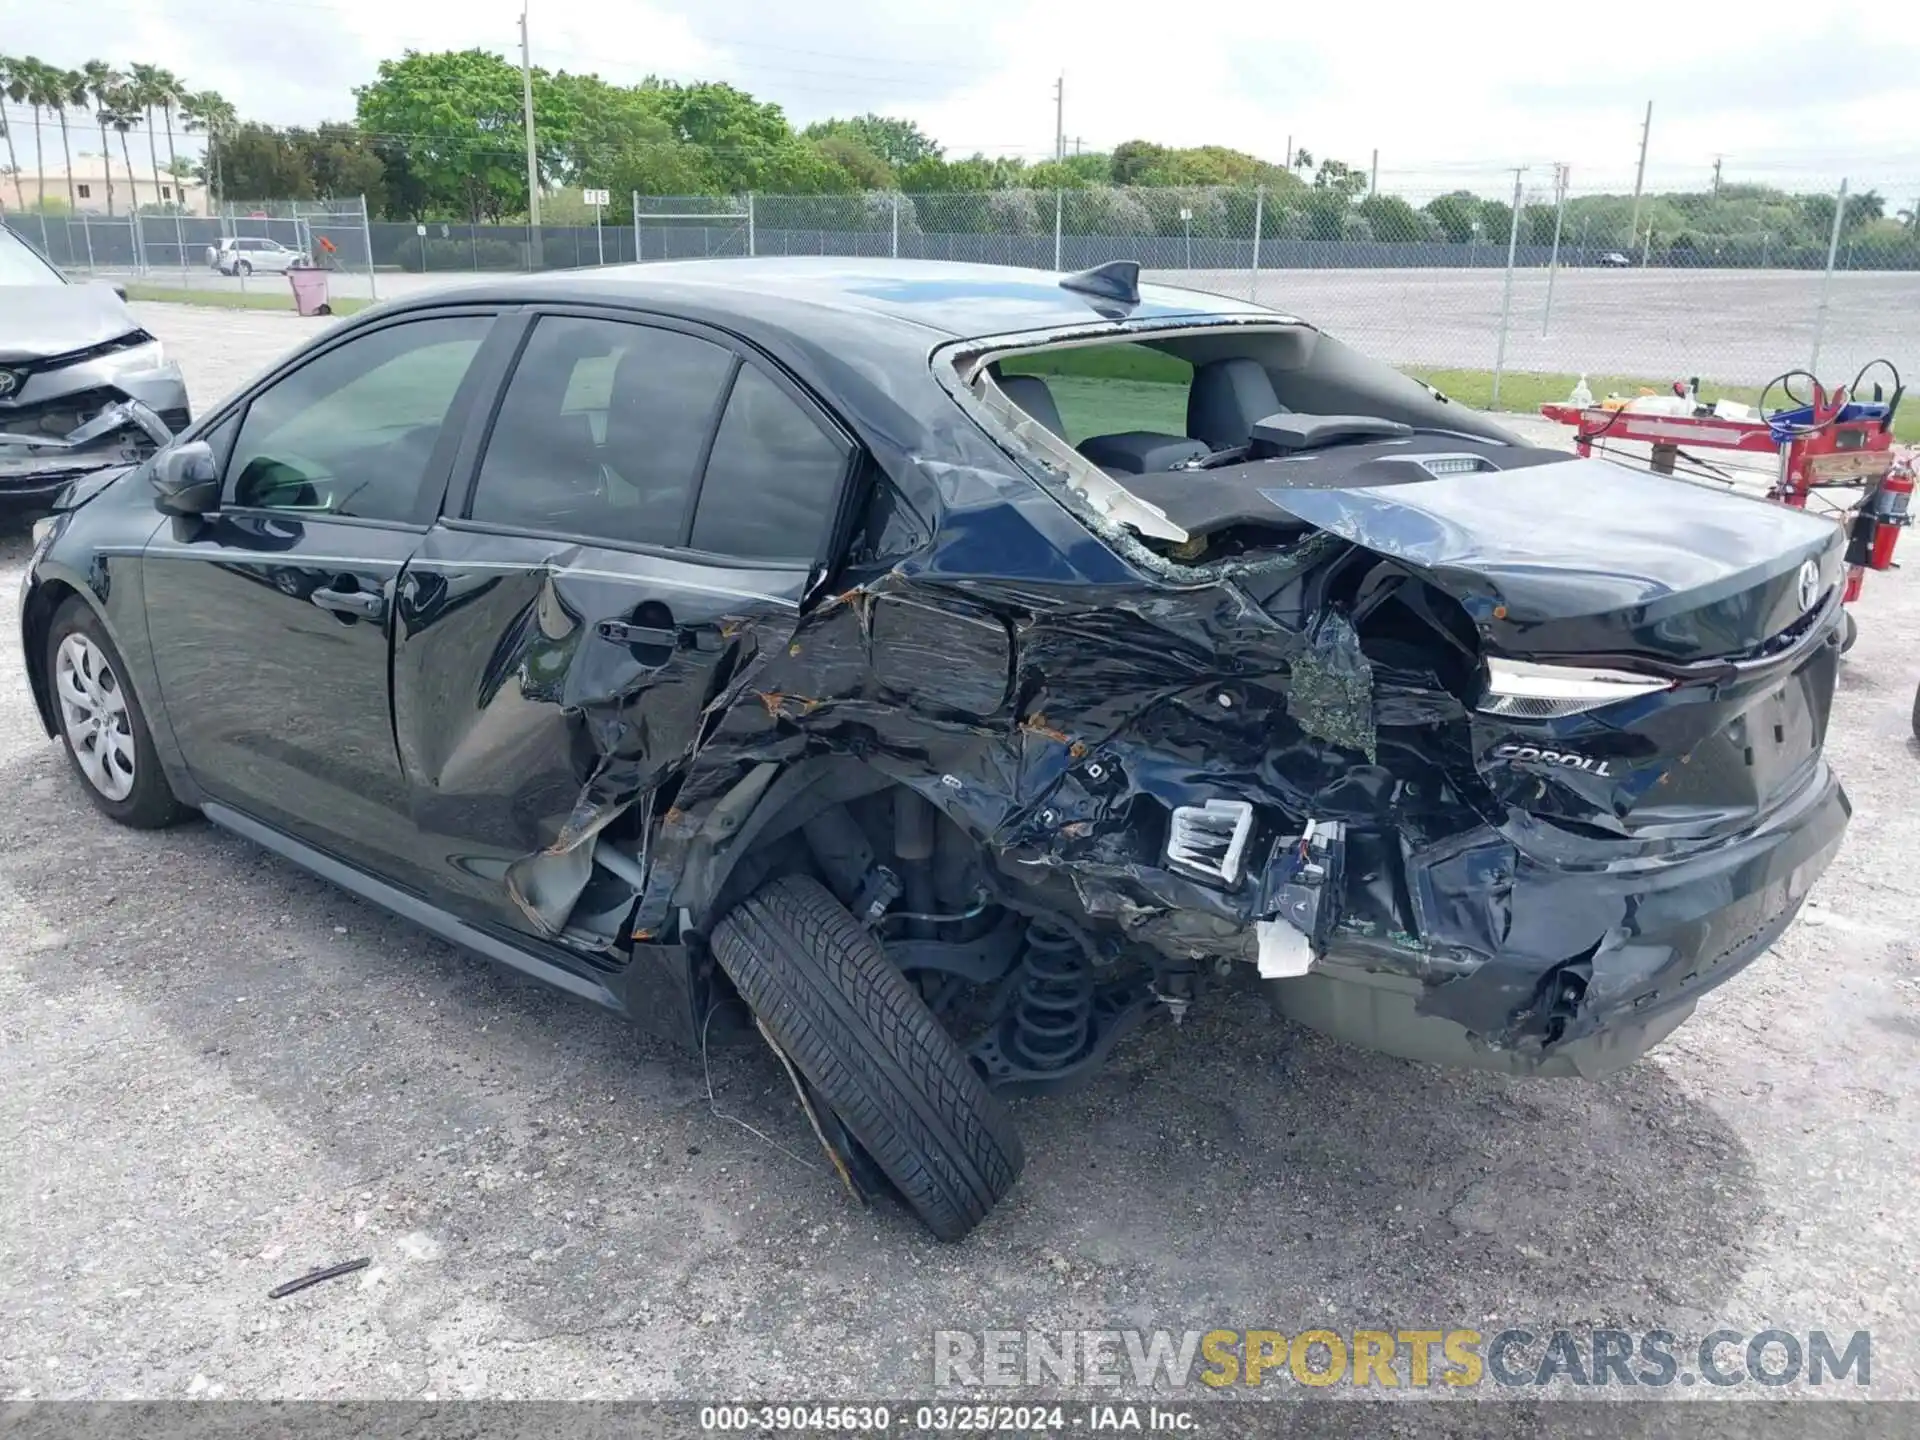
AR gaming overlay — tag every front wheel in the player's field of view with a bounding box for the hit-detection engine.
[710,875,1024,1240]
[46,599,188,829]
[1840,609,1859,654]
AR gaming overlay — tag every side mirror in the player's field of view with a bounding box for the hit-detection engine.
[152,441,220,516]
[111,283,128,301]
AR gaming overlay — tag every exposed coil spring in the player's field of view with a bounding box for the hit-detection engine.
[1008,922,1094,1070]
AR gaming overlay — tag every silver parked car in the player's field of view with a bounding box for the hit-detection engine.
[1,225,190,509]
[206,235,309,276]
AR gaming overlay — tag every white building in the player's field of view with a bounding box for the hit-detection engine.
[0,150,206,216]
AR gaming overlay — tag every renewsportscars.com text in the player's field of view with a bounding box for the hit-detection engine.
[932,1328,1871,1389]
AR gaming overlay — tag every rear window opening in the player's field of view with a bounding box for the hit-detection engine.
[963,323,1521,568]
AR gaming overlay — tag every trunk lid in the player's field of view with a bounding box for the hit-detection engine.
[1260,456,1842,663]
[1258,453,1847,840]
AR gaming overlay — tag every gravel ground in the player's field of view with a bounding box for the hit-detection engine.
[0,303,1914,1405]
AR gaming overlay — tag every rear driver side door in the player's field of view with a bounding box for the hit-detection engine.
[390,309,857,938]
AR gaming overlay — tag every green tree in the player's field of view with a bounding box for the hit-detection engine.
[802,114,941,169]
[217,123,314,201]
[1422,191,1477,244]
[299,122,385,207]
[1355,193,1426,243]
[355,49,569,221]
[1311,157,1367,200]
[1476,197,1513,244]
[808,132,893,190]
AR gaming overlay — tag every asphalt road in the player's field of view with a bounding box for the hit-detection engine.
[1,303,1915,1405]
[1147,266,1920,390]
[119,260,1920,389]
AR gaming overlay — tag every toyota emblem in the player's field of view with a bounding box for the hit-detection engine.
[1797,558,1820,614]
[0,369,19,399]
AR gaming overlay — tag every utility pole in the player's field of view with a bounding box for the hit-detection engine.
[520,6,541,254]
[1491,166,1526,409]
[1711,154,1722,196]
[1626,100,1652,256]
[1811,178,1848,375]
[1542,162,1569,335]
[1284,134,1293,172]
[1369,148,1378,196]
[1053,74,1064,163]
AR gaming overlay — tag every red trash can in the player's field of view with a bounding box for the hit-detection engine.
[287,265,332,317]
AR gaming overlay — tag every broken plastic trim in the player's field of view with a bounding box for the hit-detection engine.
[0,397,174,453]
[970,368,1188,542]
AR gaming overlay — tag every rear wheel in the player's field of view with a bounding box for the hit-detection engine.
[710,874,1024,1240]
[237,259,252,277]
[45,599,187,829]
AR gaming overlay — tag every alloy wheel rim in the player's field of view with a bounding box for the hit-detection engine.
[54,634,136,802]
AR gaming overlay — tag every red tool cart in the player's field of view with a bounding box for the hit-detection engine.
[1541,366,1910,653]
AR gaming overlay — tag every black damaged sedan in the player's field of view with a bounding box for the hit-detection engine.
[20,258,1848,1239]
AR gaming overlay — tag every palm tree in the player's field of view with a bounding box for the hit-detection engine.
[18,56,55,212]
[100,86,142,215]
[151,67,185,204]
[129,63,169,210]
[0,56,27,210]
[181,89,234,210]
[81,61,123,215]
[52,69,88,211]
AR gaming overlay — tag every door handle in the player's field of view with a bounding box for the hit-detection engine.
[312,586,385,621]
[596,618,724,652]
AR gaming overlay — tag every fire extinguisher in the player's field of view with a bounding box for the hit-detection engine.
[1847,456,1914,571]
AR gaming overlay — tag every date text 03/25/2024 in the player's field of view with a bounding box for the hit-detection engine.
[698,1404,1195,1432]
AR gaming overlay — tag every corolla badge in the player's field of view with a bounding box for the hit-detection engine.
[1798,559,1819,613]
[1493,743,1614,777]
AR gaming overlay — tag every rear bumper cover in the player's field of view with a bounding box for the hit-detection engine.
[1267,760,1850,1076]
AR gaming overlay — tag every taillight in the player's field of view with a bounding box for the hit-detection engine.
[1479,657,1673,719]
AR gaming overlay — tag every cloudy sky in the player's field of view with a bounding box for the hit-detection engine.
[10,0,1920,198]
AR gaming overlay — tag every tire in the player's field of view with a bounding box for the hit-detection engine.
[710,874,1024,1240]
[44,599,188,830]
[1840,609,1859,654]
[1911,681,1920,742]
[237,259,252,276]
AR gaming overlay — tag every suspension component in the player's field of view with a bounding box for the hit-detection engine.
[967,918,1156,1096]
[1006,922,1095,1070]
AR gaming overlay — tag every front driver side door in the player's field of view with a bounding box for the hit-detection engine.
[142,311,498,881]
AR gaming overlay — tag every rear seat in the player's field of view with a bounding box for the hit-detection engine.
[1187,357,1287,451]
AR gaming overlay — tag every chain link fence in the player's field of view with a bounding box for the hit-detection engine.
[3,196,379,298]
[9,176,1917,408]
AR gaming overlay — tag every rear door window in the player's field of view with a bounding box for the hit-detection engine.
[468,315,736,547]
[689,365,849,562]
